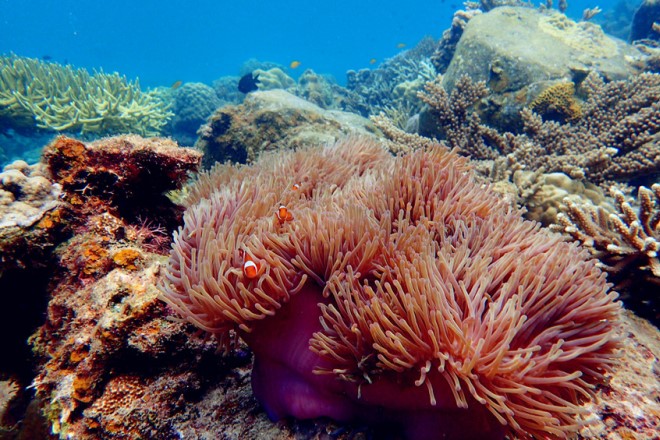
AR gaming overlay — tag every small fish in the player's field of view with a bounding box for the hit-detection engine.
[276,204,294,224]
[291,183,300,190]
[41,55,52,61]
[289,60,301,69]
[171,80,183,90]
[238,72,260,94]
[243,257,259,279]
[396,43,406,49]
[369,58,377,65]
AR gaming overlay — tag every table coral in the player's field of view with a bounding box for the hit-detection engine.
[0,54,172,136]
[160,137,621,439]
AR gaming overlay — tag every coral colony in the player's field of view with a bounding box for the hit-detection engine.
[159,138,620,440]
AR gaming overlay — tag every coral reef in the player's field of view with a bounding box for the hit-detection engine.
[167,82,222,146]
[414,72,660,186]
[253,67,296,91]
[42,135,201,226]
[0,160,71,276]
[0,54,172,136]
[17,135,202,439]
[553,184,660,322]
[346,36,436,118]
[0,134,203,439]
[30,247,222,439]
[439,6,642,131]
[529,81,582,123]
[518,72,660,184]
[195,90,380,167]
[160,137,620,439]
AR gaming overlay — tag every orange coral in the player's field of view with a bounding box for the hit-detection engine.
[112,249,142,271]
[160,138,620,439]
[530,82,582,122]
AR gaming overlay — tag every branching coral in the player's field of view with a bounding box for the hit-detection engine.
[417,75,519,161]
[159,137,620,439]
[555,184,660,284]
[520,72,660,183]
[0,54,172,135]
[414,72,660,185]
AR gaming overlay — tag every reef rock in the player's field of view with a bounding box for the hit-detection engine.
[630,0,660,42]
[437,6,643,131]
[195,89,380,167]
[0,160,70,276]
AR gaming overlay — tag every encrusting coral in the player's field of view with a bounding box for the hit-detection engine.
[159,137,621,439]
[529,82,582,123]
[0,54,172,135]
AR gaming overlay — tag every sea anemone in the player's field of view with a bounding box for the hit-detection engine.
[159,138,620,439]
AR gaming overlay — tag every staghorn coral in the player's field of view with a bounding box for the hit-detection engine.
[417,74,517,161]
[519,72,660,184]
[413,73,660,185]
[0,54,172,136]
[160,137,620,439]
[554,184,660,322]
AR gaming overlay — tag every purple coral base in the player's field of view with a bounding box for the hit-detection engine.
[243,284,505,440]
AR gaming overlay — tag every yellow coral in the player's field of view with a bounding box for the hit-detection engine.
[530,82,582,122]
[0,54,172,135]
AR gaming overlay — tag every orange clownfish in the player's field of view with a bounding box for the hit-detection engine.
[291,183,300,190]
[276,204,294,224]
[242,254,260,279]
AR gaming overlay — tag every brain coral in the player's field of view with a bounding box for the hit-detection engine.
[159,138,620,439]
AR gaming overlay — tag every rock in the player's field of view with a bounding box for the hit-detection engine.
[439,6,643,131]
[630,0,660,42]
[0,160,69,275]
[196,89,381,167]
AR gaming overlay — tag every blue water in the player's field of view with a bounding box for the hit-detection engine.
[0,0,626,88]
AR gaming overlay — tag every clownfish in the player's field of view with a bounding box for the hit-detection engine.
[276,204,294,224]
[242,254,260,279]
[291,183,300,190]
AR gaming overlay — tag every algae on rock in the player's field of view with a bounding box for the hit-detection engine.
[0,54,172,136]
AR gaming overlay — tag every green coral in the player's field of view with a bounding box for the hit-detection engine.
[0,54,172,136]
